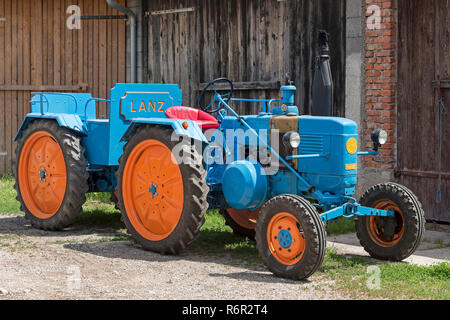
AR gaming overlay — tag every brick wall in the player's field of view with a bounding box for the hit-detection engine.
[363,0,397,170]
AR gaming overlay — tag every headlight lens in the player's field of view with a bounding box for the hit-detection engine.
[283,131,301,149]
[372,129,388,145]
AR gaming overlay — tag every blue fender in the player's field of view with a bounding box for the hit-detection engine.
[14,113,87,141]
[120,118,208,144]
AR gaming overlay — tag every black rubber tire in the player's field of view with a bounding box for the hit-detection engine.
[14,119,89,230]
[255,194,326,280]
[110,191,120,210]
[116,125,209,254]
[220,208,256,240]
[356,182,425,261]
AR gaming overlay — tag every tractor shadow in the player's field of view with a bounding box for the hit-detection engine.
[61,227,290,283]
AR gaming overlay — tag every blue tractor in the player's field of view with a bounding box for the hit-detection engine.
[13,76,425,280]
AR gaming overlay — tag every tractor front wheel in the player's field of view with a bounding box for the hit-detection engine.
[255,194,326,280]
[14,120,88,230]
[117,125,209,254]
[356,182,425,261]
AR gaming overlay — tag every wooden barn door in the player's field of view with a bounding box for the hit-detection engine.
[146,0,346,116]
[397,0,450,222]
[0,0,126,175]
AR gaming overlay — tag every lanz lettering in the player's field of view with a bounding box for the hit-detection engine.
[130,100,165,113]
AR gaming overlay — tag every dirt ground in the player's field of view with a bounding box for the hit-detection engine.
[0,215,346,300]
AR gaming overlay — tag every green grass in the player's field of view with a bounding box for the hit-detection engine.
[0,174,21,215]
[319,248,450,299]
[0,174,449,299]
[326,217,356,235]
[187,210,259,262]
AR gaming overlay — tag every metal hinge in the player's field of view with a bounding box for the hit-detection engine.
[432,79,450,89]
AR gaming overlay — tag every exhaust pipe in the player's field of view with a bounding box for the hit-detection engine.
[312,30,334,117]
[106,0,137,83]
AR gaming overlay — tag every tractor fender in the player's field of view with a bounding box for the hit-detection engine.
[120,118,208,144]
[14,113,87,142]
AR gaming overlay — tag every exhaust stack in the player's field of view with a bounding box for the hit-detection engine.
[312,30,334,117]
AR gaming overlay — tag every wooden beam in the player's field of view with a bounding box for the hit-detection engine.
[197,81,281,91]
[0,84,89,91]
[395,169,450,180]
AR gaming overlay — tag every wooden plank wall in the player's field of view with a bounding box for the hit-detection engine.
[0,0,126,175]
[397,0,450,221]
[146,0,346,116]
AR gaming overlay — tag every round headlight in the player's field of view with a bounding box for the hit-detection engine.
[371,129,388,145]
[283,131,301,149]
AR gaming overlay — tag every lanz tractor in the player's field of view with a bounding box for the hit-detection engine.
[13,35,425,280]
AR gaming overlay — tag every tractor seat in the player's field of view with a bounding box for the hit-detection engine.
[165,106,219,131]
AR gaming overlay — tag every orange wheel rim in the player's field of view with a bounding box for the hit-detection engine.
[267,212,306,265]
[368,200,405,247]
[18,131,67,219]
[122,139,184,241]
[227,207,260,230]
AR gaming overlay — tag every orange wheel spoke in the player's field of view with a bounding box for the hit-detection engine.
[49,184,62,202]
[51,173,65,179]
[161,174,179,187]
[136,172,147,185]
[159,207,177,233]
[31,182,40,197]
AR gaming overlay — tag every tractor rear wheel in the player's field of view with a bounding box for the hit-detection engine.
[220,207,259,240]
[356,182,425,261]
[14,120,88,230]
[117,125,209,254]
[255,194,326,280]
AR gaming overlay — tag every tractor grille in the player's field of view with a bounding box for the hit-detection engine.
[299,135,324,154]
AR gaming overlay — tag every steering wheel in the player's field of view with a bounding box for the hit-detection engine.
[198,78,234,114]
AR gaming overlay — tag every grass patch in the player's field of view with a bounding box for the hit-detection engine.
[0,175,21,215]
[319,247,450,300]
[86,192,113,204]
[79,198,125,233]
[326,218,356,235]
[187,210,259,263]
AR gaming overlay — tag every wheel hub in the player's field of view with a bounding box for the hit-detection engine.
[39,168,48,182]
[148,182,158,199]
[278,229,293,249]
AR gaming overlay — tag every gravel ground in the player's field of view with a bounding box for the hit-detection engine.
[0,215,347,300]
